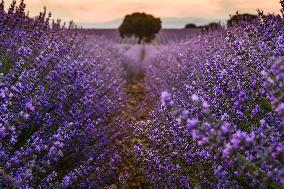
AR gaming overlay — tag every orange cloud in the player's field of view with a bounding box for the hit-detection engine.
[4,0,281,23]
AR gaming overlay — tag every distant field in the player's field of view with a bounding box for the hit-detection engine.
[76,29,201,44]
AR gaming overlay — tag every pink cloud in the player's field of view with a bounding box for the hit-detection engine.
[4,0,281,23]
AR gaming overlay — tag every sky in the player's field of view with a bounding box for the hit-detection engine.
[4,0,282,28]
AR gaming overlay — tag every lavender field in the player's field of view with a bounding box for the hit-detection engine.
[0,0,284,188]
[78,29,201,44]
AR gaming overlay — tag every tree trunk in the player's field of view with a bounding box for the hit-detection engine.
[138,37,142,44]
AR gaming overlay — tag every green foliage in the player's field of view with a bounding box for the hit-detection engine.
[227,13,258,27]
[0,53,13,76]
[119,12,161,44]
[258,97,273,113]
[237,97,273,132]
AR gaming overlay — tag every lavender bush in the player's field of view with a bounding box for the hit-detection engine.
[0,1,127,187]
[133,1,284,188]
[1,0,284,188]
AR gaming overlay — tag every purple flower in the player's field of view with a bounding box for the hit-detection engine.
[202,101,210,109]
[17,46,32,57]
[20,111,30,119]
[222,144,232,159]
[63,175,71,187]
[180,176,190,188]
[191,94,199,102]
[161,91,174,107]
[244,132,255,143]
[54,141,63,148]
[11,156,20,165]
[260,119,267,127]
[49,146,57,155]
[191,129,201,139]
[276,103,284,114]
[182,110,189,117]
[0,123,6,138]
[234,171,240,177]
[252,105,260,116]
[221,122,231,134]
[187,118,199,129]
[26,100,35,112]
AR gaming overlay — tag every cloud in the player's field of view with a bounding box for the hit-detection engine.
[4,0,281,25]
[215,0,280,17]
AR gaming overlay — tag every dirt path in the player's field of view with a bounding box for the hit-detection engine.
[113,78,150,188]
[107,45,156,188]
[105,46,150,189]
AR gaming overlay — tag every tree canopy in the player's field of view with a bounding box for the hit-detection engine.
[185,23,197,29]
[119,12,161,44]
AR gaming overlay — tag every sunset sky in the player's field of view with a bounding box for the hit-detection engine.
[5,0,281,28]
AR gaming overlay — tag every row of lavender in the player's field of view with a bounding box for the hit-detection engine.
[0,1,127,188]
[79,29,201,45]
[134,1,284,188]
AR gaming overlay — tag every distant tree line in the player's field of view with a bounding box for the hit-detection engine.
[227,12,258,27]
[185,22,222,31]
[185,13,258,30]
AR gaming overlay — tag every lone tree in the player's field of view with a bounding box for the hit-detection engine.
[119,12,161,44]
